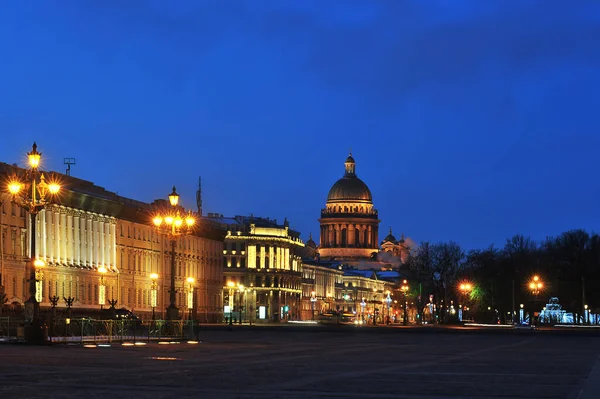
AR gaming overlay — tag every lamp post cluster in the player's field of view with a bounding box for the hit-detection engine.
[310,291,317,320]
[150,273,159,320]
[152,187,196,320]
[226,281,245,325]
[6,143,61,342]
[459,282,472,321]
[400,279,409,326]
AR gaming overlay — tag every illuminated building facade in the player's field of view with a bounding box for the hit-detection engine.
[205,214,304,323]
[380,228,412,263]
[0,162,224,321]
[300,261,344,320]
[318,154,380,260]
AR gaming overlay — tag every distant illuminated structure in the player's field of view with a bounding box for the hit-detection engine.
[204,214,304,323]
[318,153,380,260]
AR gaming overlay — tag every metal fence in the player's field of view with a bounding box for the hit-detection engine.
[47,318,197,344]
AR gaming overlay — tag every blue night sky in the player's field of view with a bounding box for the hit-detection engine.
[1,1,599,250]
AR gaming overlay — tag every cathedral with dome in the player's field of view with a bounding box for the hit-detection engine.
[318,153,381,260]
[309,153,414,267]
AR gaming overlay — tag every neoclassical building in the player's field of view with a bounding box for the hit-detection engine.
[318,154,380,260]
[0,161,224,322]
[204,214,304,323]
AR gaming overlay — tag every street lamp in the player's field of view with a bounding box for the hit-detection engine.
[360,297,366,323]
[150,273,158,320]
[459,282,473,321]
[529,275,543,296]
[6,142,61,342]
[186,277,195,321]
[310,291,317,320]
[98,266,107,310]
[227,281,235,326]
[238,284,245,325]
[152,186,196,320]
[400,279,409,326]
[385,291,392,325]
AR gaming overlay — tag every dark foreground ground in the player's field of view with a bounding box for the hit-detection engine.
[1,328,599,399]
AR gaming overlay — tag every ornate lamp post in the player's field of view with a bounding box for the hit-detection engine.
[310,291,317,320]
[151,187,196,320]
[528,275,543,325]
[186,277,195,321]
[150,273,158,320]
[385,291,392,325]
[6,143,60,343]
[238,284,245,325]
[98,266,107,310]
[459,282,472,321]
[360,297,366,323]
[400,279,409,326]
[227,281,235,326]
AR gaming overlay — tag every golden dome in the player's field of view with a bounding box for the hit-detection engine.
[326,153,372,203]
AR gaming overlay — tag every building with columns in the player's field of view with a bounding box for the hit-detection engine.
[0,162,224,321]
[318,153,380,260]
[204,214,304,323]
[301,261,344,320]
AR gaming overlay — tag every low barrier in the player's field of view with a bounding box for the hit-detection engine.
[47,318,197,344]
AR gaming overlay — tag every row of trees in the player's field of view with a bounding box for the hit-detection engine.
[405,229,600,324]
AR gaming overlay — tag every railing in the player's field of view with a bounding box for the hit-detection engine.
[0,317,18,342]
[47,318,197,344]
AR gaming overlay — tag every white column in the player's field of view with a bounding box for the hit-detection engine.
[104,222,110,268]
[269,246,274,269]
[54,211,61,263]
[99,220,105,267]
[284,248,290,270]
[60,212,67,264]
[74,214,80,265]
[87,218,93,267]
[110,222,116,269]
[67,213,73,264]
[260,246,265,268]
[93,219,99,267]
[46,210,53,262]
[80,216,87,266]
[40,209,46,260]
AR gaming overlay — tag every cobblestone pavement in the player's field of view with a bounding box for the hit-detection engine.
[1,329,599,399]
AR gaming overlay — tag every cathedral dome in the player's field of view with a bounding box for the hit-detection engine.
[382,228,397,244]
[326,153,373,203]
[327,177,372,202]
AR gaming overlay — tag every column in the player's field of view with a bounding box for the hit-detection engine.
[60,212,67,264]
[46,210,53,262]
[40,209,46,260]
[54,210,60,263]
[80,216,87,266]
[87,219,93,267]
[260,246,265,268]
[276,247,281,269]
[74,214,80,265]
[247,245,256,268]
[284,248,290,270]
[269,246,274,269]
[110,222,117,269]
[99,220,105,266]
[94,219,100,267]
[367,225,372,248]
[348,224,355,247]
[67,213,73,264]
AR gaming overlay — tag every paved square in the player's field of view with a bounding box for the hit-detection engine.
[1,329,599,398]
